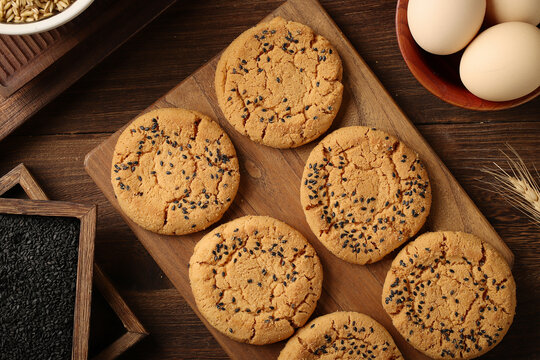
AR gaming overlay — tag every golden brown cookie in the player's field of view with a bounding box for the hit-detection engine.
[278,311,404,360]
[189,216,323,345]
[111,108,240,235]
[382,231,516,359]
[300,126,431,265]
[215,16,343,148]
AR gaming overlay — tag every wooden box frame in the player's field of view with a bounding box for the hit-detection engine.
[0,164,147,359]
[91,265,148,360]
[0,166,96,359]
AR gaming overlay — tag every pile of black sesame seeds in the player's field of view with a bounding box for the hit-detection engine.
[0,214,80,360]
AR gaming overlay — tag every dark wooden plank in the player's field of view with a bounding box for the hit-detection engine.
[0,0,177,142]
[0,0,538,358]
[117,289,229,360]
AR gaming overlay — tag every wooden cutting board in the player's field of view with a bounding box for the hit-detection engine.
[85,0,514,358]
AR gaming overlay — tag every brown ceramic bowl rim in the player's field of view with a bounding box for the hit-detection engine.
[395,0,540,111]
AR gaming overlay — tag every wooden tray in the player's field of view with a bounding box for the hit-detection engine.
[0,0,177,142]
[84,0,514,358]
[0,164,148,359]
[0,164,96,360]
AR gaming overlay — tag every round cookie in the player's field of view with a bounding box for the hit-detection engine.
[300,126,431,265]
[189,216,323,345]
[278,311,404,360]
[215,16,343,148]
[111,108,240,235]
[382,231,516,359]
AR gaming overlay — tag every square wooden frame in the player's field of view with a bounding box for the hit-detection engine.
[0,165,96,359]
[0,164,147,359]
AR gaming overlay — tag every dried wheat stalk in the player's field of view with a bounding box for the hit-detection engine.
[481,144,540,226]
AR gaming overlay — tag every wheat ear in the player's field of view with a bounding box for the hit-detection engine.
[480,144,540,227]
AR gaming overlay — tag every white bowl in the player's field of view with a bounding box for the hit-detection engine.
[0,0,94,35]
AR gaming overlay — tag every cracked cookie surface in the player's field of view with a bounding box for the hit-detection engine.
[215,16,343,148]
[278,311,403,359]
[382,231,516,359]
[300,126,431,265]
[111,108,240,235]
[189,216,323,345]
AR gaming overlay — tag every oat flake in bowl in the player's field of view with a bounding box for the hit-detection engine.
[0,0,92,35]
[0,0,74,23]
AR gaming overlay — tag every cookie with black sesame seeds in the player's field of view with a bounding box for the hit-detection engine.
[300,126,431,265]
[382,231,516,359]
[189,215,323,345]
[278,311,404,359]
[215,16,343,148]
[111,108,240,235]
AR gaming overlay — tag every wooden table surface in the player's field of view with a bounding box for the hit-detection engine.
[0,1,538,359]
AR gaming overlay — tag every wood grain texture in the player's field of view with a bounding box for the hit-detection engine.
[0,193,96,360]
[0,0,177,142]
[0,197,94,219]
[0,163,48,199]
[93,265,148,335]
[0,25,72,97]
[83,0,516,358]
[73,204,97,360]
[395,0,540,111]
[92,332,147,360]
[0,0,538,358]
[92,265,148,360]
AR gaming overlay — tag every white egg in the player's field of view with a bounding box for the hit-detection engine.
[460,22,540,102]
[407,0,486,55]
[486,0,540,26]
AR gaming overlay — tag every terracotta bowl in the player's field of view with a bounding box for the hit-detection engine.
[396,0,540,111]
